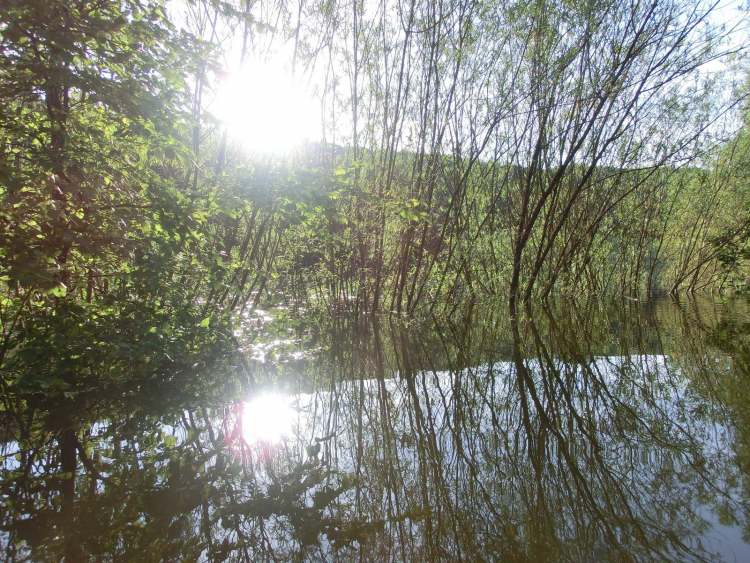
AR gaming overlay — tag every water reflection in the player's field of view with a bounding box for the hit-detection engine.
[240,393,297,445]
[2,298,750,560]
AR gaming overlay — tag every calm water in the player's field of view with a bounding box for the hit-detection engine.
[3,298,750,561]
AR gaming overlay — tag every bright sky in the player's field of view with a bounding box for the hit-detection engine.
[212,57,321,155]
[169,0,748,159]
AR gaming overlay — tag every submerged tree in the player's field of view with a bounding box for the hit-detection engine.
[195,0,747,313]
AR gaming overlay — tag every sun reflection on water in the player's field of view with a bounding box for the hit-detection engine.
[240,392,296,445]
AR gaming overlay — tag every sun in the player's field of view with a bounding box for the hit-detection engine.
[213,60,319,155]
[241,392,296,445]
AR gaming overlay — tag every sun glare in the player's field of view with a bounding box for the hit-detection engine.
[241,392,296,445]
[214,61,319,155]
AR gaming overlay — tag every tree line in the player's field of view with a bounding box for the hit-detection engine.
[0,0,748,341]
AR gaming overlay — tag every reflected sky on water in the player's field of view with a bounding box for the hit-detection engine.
[3,298,750,561]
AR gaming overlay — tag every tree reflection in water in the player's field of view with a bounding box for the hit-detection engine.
[2,298,750,561]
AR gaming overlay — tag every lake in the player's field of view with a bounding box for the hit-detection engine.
[2,297,750,561]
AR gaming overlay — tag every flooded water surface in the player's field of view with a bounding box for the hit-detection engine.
[3,298,750,561]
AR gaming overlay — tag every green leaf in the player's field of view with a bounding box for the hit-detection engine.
[49,285,67,298]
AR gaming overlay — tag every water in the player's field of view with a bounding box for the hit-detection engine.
[2,298,750,561]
